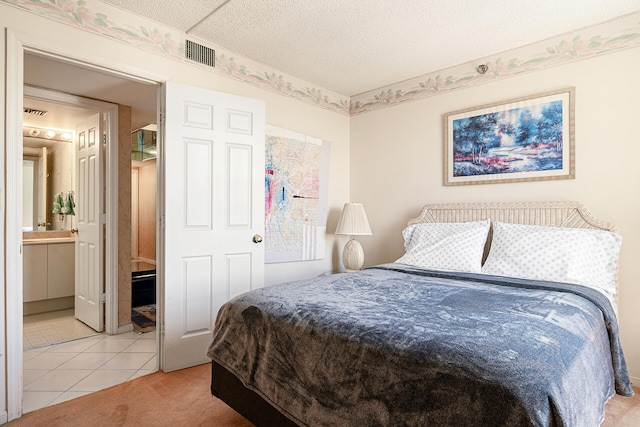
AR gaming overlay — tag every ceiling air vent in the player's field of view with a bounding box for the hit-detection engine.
[24,107,48,117]
[185,40,215,68]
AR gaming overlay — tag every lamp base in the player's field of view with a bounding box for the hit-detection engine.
[342,239,365,272]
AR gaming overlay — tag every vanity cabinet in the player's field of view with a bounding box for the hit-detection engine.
[24,242,75,302]
[23,245,47,301]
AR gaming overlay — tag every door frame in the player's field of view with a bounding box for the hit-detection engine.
[5,29,164,420]
[24,87,116,334]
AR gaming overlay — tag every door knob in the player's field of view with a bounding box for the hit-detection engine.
[70,228,78,234]
[252,234,263,243]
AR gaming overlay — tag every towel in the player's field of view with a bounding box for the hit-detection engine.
[63,192,76,216]
[52,192,63,214]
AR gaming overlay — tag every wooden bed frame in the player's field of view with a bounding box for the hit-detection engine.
[210,201,617,426]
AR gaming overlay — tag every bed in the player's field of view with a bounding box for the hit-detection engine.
[207,201,633,426]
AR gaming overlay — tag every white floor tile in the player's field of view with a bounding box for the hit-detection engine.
[23,352,78,370]
[49,390,94,405]
[84,338,136,353]
[24,369,93,392]
[23,348,47,361]
[46,337,105,353]
[123,338,156,353]
[23,311,158,413]
[23,369,49,387]
[108,331,141,339]
[141,355,158,370]
[57,352,118,370]
[99,352,155,370]
[69,369,137,392]
[139,331,157,339]
[23,309,98,351]
[22,391,64,413]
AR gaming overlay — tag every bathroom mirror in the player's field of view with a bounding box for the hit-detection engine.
[23,135,74,231]
[22,145,47,231]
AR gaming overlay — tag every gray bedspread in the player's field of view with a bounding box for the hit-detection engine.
[208,264,633,426]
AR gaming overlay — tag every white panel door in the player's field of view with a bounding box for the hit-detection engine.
[162,82,265,372]
[75,113,104,332]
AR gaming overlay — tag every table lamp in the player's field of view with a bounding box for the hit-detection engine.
[335,202,372,272]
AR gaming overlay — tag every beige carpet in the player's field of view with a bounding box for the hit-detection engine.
[6,362,640,426]
[603,386,640,427]
[7,364,252,427]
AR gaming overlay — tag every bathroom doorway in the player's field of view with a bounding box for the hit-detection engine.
[22,93,108,349]
[19,53,159,412]
[6,34,161,418]
[22,51,158,334]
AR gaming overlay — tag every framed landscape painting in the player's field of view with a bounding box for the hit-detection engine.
[444,87,575,185]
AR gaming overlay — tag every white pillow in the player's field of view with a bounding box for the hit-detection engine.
[481,221,622,300]
[395,220,490,273]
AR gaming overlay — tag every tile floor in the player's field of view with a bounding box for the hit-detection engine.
[24,309,99,350]
[23,312,157,413]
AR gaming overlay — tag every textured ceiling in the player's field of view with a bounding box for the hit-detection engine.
[100,0,640,96]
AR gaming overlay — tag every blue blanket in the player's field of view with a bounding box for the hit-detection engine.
[208,264,633,426]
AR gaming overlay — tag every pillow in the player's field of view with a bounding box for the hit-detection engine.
[395,220,490,273]
[481,221,622,300]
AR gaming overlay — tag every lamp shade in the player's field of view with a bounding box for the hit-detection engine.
[335,203,372,235]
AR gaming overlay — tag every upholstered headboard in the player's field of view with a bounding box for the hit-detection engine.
[407,201,619,298]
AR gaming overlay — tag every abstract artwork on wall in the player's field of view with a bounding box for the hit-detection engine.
[265,125,330,263]
[444,87,575,185]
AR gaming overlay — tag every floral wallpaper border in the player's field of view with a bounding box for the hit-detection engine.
[351,12,640,115]
[3,0,640,117]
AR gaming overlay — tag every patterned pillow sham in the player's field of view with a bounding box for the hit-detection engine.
[395,220,490,273]
[481,221,622,300]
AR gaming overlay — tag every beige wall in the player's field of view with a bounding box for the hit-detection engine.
[135,161,157,261]
[351,46,640,381]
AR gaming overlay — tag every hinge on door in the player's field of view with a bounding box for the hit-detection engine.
[100,293,106,303]
[101,213,107,224]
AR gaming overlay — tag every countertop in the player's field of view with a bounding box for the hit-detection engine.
[23,231,75,245]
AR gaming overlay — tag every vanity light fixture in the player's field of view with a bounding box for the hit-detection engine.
[23,126,74,142]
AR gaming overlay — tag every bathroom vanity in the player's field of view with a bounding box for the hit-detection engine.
[23,231,75,315]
